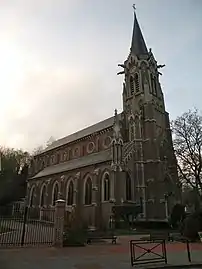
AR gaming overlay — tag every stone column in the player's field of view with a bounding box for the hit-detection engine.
[53,199,65,247]
[59,175,65,199]
[26,182,31,207]
[73,172,80,206]
[72,172,80,229]
[139,141,146,219]
[91,169,99,228]
[164,195,169,220]
[46,178,51,206]
[35,181,40,208]
[110,171,116,203]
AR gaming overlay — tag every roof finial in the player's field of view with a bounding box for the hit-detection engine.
[130,3,148,56]
[132,4,136,14]
[114,108,118,125]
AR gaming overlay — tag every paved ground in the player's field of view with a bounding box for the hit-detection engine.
[0,236,202,269]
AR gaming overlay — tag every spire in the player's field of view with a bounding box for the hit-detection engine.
[113,109,122,140]
[130,5,148,56]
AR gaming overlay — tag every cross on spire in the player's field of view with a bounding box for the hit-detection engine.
[130,3,148,56]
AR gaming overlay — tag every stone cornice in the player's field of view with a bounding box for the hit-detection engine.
[36,126,113,157]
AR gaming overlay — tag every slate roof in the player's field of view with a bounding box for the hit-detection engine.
[40,114,121,154]
[31,149,111,179]
[131,12,148,56]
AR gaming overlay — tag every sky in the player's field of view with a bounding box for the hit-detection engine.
[0,0,202,152]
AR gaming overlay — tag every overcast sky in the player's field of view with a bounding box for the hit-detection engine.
[0,0,201,152]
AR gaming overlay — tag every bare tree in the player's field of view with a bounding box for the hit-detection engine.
[32,145,44,156]
[171,108,202,208]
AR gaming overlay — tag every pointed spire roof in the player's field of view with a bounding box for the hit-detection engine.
[113,109,122,140]
[130,6,148,56]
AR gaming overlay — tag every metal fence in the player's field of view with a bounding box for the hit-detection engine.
[0,205,55,248]
[130,239,167,267]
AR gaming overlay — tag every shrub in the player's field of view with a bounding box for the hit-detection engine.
[63,228,87,247]
[133,220,171,230]
[170,204,186,229]
[183,210,202,241]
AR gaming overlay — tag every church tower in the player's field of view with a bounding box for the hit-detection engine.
[118,7,180,221]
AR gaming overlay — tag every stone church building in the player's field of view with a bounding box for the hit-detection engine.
[28,10,180,228]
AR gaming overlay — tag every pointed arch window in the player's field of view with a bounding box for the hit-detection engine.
[130,125,134,140]
[84,177,92,205]
[130,76,134,95]
[103,173,110,201]
[40,185,46,207]
[126,174,132,201]
[129,116,135,141]
[29,186,36,207]
[52,182,59,206]
[56,153,60,164]
[135,116,140,139]
[150,74,157,96]
[67,180,74,205]
[153,78,157,96]
[134,73,140,92]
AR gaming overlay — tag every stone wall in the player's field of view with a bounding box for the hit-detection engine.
[27,163,116,228]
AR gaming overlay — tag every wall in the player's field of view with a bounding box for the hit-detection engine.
[30,128,113,177]
[28,163,114,228]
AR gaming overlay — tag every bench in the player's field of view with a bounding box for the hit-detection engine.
[150,231,171,241]
[86,230,117,245]
[170,234,191,243]
[169,232,182,242]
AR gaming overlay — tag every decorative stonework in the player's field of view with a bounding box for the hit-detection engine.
[75,172,81,179]
[92,185,98,191]
[147,178,154,183]
[109,198,116,203]
[87,142,95,153]
[93,168,100,176]
[102,136,112,149]
[73,147,80,157]
[60,175,65,181]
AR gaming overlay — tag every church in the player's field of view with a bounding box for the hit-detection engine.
[28,9,181,228]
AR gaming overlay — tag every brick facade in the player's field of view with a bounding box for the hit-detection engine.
[27,11,181,229]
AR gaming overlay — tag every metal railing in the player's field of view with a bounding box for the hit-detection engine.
[130,239,167,267]
[0,205,55,247]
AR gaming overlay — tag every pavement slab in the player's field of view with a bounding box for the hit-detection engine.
[0,235,202,268]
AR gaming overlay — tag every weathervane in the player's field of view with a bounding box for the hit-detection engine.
[132,4,136,12]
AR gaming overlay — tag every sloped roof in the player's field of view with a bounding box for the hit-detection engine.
[130,12,148,56]
[31,149,111,179]
[40,115,118,154]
